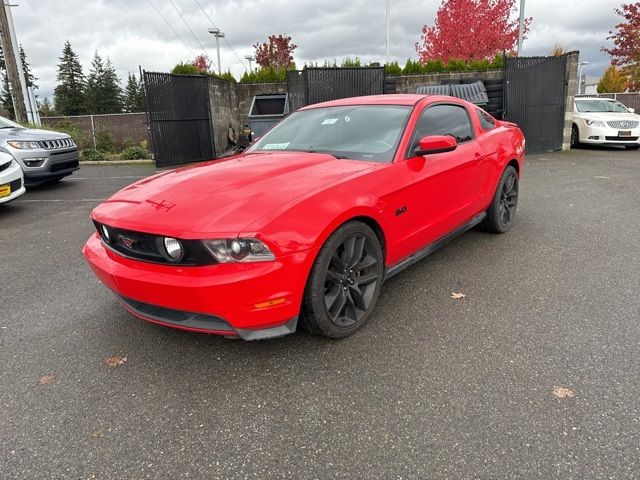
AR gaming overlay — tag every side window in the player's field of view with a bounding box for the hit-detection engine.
[408,104,473,155]
[476,109,496,131]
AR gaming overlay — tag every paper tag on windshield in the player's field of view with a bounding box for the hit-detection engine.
[321,118,338,125]
[262,142,290,150]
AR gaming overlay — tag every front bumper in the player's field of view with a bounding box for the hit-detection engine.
[9,147,80,185]
[579,124,640,147]
[0,160,26,204]
[82,233,316,339]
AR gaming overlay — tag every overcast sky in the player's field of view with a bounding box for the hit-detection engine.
[12,0,623,101]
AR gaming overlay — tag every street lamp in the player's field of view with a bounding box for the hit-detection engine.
[208,27,225,74]
[577,61,589,94]
[244,55,255,72]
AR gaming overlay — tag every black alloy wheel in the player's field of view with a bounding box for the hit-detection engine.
[481,165,519,234]
[302,221,384,338]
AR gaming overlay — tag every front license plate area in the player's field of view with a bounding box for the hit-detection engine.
[619,130,631,137]
[0,184,10,198]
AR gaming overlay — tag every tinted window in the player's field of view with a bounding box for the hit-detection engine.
[408,104,473,155]
[477,109,496,131]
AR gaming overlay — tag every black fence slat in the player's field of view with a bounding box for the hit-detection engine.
[143,71,214,166]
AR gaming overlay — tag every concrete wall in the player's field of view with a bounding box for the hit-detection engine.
[207,78,286,156]
[393,69,503,93]
[562,51,580,150]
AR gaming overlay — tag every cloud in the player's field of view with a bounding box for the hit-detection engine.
[11,0,623,102]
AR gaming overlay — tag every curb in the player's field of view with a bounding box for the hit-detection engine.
[80,159,154,166]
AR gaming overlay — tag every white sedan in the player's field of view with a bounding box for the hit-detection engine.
[571,98,640,150]
[0,151,26,205]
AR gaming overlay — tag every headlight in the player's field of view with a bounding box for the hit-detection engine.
[585,119,606,127]
[7,140,40,149]
[203,238,275,263]
[163,237,184,261]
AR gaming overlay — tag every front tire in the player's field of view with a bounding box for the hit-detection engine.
[625,145,640,150]
[571,125,580,148]
[302,221,384,338]
[481,165,519,234]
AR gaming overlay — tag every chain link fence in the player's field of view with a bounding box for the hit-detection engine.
[41,113,150,150]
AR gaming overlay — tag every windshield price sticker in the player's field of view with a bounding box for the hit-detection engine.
[321,118,339,125]
[262,142,291,150]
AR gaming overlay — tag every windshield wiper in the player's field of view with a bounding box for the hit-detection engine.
[304,149,348,159]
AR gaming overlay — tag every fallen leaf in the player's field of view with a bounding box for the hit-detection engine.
[451,292,466,299]
[37,374,55,385]
[91,429,104,438]
[553,386,575,399]
[104,355,127,367]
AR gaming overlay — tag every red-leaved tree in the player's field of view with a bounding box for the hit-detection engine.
[253,34,297,69]
[603,2,640,91]
[192,54,211,72]
[416,0,531,63]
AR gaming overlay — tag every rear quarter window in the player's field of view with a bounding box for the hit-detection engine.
[476,109,496,131]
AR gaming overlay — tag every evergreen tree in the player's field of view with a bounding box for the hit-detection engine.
[84,51,122,114]
[38,97,55,116]
[53,41,86,116]
[122,72,145,112]
[19,45,37,90]
[0,45,39,119]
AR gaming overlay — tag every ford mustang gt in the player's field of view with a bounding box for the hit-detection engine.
[83,94,525,340]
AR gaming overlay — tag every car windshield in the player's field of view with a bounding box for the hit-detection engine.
[576,99,630,113]
[0,115,22,129]
[248,105,412,162]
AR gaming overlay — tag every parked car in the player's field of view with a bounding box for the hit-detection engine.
[0,116,80,186]
[572,98,640,149]
[83,94,525,340]
[0,151,25,204]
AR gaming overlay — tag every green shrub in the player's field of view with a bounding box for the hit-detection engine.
[81,148,104,161]
[120,146,151,160]
[385,61,402,76]
[341,57,362,68]
[95,129,116,152]
[172,62,202,75]
[40,121,92,150]
[240,66,289,83]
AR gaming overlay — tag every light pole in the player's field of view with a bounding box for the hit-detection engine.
[208,27,225,74]
[517,0,525,56]
[385,0,390,65]
[244,55,255,72]
[577,61,589,94]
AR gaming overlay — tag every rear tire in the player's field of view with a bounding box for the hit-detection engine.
[301,221,384,338]
[481,165,519,234]
[571,125,580,148]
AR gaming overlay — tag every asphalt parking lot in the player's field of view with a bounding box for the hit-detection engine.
[1,148,639,479]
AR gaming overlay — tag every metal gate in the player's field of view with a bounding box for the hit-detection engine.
[287,67,386,111]
[143,71,214,166]
[503,56,568,153]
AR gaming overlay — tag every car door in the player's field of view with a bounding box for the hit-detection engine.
[402,102,490,248]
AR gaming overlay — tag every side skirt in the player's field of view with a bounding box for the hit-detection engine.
[383,212,486,282]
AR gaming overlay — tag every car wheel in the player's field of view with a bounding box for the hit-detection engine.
[571,125,580,148]
[481,165,519,234]
[625,145,640,150]
[302,221,384,338]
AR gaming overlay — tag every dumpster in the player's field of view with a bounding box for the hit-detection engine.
[248,94,289,138]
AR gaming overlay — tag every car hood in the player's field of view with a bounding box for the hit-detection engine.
[0,127,71,140]
[574,111,640,122]
[91,152,377,238]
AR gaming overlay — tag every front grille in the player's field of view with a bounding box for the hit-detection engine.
[37,138,75,149]
[0,160,10,173]
[50,159,79,173]
[9,177,22,191]
[606,120,639,129]
[94,222,216,266]
[605,136,639,141]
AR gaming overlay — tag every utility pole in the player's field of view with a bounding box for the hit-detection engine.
[517,0,525,56]
[0,1,29,124]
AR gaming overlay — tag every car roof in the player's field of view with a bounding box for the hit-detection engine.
[299,94,465,110]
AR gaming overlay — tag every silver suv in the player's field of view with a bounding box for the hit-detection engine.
[0,115,80,186]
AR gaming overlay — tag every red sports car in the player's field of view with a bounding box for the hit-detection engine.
[83,94,525,340]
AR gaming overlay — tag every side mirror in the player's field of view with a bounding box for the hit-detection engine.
[629,108,635,113]
[414,135,458,156]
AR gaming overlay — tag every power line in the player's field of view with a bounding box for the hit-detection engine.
[192,0,249,71]
[167,0,213,65]
[145,0,195,58]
